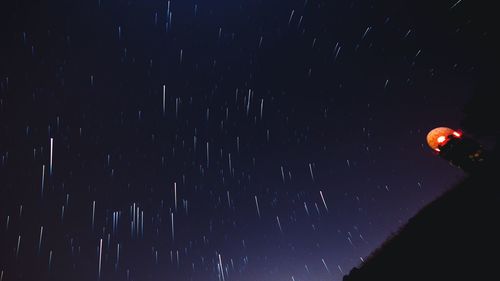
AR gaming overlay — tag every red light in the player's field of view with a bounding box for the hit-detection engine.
[435,148,441,152]
[453,131,461,137]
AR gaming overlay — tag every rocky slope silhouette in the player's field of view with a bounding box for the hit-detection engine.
[343,150,499,281]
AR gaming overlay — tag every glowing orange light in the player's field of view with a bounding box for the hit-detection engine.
[453,131,461,137]
[426,127,456,151]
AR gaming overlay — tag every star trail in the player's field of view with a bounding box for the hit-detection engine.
[0,0,491,281]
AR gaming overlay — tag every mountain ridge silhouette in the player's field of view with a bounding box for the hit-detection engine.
[343,152,500,281]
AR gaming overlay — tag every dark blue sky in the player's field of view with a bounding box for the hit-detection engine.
[0,0,492,280]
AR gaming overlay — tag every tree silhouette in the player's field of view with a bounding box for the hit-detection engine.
[461,67,499,144]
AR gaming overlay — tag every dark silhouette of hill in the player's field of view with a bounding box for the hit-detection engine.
[343,149,500,281]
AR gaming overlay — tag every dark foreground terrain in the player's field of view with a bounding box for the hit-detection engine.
[343,151,500,281]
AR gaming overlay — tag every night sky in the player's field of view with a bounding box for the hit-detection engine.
[0,1,493,281]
